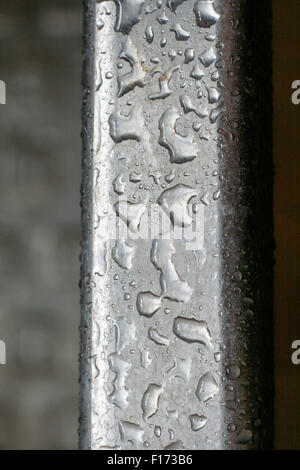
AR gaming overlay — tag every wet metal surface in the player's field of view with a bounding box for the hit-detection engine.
[80,0,273,450]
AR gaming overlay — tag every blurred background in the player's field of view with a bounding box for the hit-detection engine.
[0,0,298,450]
[0,0,81,449]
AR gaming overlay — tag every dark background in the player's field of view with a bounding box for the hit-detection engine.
[273,0,300,450]
[0,0,298,449]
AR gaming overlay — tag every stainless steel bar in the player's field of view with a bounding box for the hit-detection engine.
[80,0,273,450]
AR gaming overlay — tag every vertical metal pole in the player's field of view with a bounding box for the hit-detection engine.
[80,0,273,450]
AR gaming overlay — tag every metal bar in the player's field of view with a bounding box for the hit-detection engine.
[80,0,273,450]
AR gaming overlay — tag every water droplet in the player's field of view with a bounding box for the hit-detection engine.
[97,19,105,31]
[117,38,147,97]
[190,63,204,80]
[119,420,144,446]
[196,372,219,402]
[167,0,188,12]
[158,184,197,227]
[173,316,212,347]
[226,364,241,380]
[180,94,208,118]
[108,353,130,409]
[164,440,184,450]
[190,414,208,431]
[214,352,221,362]
[148,65,179,101]
[165,168,176,183]
[227,423,236,433]
[148,327,169,346]
[199,46,216,68]
[95,238,107,276]
[109,106,152,163]
[151,239,193,303]
[112,239,135,270]
[159,107,198,163]
[231,270,243,282]
[170,23,190,41]
[113,172,126,195]
[129,171,142,183]
[142,383,163,419]
[115,317,136,351]
[206,86,220,104]
[145,25,154,43]
[137,292,162,317]
[194,1,220,28]
[157,12,169,24]
[209,102,225,123]
[139,345,152,368]
[184,48,195,64]
[213,189,221,200]
[113,0,145,34]
[160,37,167,48]
[114,199,147,233]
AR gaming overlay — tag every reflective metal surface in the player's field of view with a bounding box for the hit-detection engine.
[80,0,273,450]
